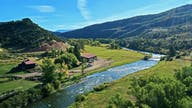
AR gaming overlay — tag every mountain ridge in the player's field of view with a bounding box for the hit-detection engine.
[59,4,192,39]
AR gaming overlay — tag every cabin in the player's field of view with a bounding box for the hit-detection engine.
[81,53,97,63]
[18,59,36,70]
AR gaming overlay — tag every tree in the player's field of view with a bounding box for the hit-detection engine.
[131,76,187,108]
[54,53,78,69]
[109,41,120,49]
[74,44,81,61]
[56,63,69,79]
[169,46,176,57]
[81,63,86,75]
[41,59,57,84]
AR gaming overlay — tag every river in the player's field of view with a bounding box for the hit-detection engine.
[29,49,163,108]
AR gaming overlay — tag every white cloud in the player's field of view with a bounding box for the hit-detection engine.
[28,5,55,13]
[77,0,91,20]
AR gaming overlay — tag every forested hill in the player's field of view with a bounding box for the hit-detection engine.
[0,18,62,52]
[59,4,192,39]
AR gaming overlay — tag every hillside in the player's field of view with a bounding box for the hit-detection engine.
[59,4,192,39]
[0,18,65,52]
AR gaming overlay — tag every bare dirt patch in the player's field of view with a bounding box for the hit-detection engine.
[70,58,113,74]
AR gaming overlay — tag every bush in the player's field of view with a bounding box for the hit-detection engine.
[53,80,61,90]
[163,56,173,61]
[175,55,181,59]
[108,94,134,108]
[143,54,152,60]
[42,83,54,96]
[131,76,187,108]
[93,83,111,91]
[75,94,86,102]
[160,56,166,61]
[0,85,44,108]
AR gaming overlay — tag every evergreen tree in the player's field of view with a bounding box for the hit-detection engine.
[74,44,81,61]
[169,46,176,57]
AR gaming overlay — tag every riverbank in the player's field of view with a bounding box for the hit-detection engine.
[70,59,191,108]
[0,45,145,107]
[0,46,144,94]
[65,46,145,86]
[27,46,149,108]
[80,45,145,75]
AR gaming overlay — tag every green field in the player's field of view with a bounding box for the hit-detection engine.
[0,62,38,94]
[0,63,17,75]
[0,63,27,76]
[70,60,191,108]
[84,45,144,74]
[0,63,39,93]
[0,80,39,94]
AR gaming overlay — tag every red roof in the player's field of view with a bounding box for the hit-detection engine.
[23,60,36,65]
[81,53,96,59]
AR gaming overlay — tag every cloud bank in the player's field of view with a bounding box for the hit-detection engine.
[77,0,91,20]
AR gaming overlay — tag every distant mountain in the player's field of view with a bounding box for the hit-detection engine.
[59,4,192,39]
[55,30,71,33]
[53,30,72,37]
[0,18,66,52]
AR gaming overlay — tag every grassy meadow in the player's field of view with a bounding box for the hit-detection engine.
[84,45,144,74]
[0,63,39,94]
[0,63,17,75]
[85,45,144,66]
[0,53,42,94]
[0,80,39,94]
[70,60,191,108]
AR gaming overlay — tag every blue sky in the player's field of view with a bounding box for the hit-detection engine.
[1,0,192,31]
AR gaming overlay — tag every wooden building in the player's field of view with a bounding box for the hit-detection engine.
[18,59,36,70]
[81,53,97,63]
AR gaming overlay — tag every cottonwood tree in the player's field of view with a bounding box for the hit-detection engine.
[41,59,57,84]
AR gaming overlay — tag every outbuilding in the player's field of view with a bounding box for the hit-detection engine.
[18,59,36,70]
[81,53,97,63]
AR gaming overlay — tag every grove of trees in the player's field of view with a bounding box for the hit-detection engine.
[109,65,192,108]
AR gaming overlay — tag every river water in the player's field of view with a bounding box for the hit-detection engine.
[29,50,162,108]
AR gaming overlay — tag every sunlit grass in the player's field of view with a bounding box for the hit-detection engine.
[0,80,39,94]
[70,60,191,108]
[0,63,17,75]
[85,45,144,67]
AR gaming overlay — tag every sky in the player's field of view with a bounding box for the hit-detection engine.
[1,0,192,31]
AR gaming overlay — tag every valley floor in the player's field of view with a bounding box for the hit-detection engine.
[70,59,191,108]
[82,45,145,75]
[0,45,144,96]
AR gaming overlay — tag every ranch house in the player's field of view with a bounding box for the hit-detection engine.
[81,53,97,63]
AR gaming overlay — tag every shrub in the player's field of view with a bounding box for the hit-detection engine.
[108,94,134,108]
[53,80,61,90]
[42,83,54,96]
[0,85,44,108]
[143,54,152,60]
[93,83,111,91]
[75,94,86,102]
[131,76,187,108]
